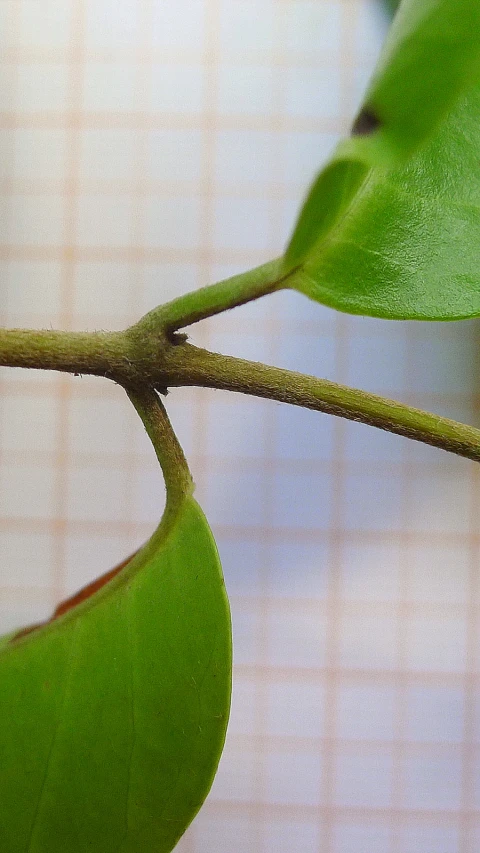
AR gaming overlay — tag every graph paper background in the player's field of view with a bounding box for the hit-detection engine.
[2,1,480,851]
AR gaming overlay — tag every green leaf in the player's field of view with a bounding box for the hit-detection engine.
[0,496,231,853]
[285,0,480,320]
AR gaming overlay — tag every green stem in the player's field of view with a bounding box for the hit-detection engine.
[2,320,480,467]
[134,257,291,333]
[163,343,480,464]
[125,387,193,513]
[0,329,126,379]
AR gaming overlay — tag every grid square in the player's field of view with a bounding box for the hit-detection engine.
[473,690,480,744]
[219,0,275,56]
[1,395,58,454]
[149,64,204,114]
[68,396,131,456]
[401,750,463,810]
[407,544,470,606]
[0,3,16,53]
[408,330,477,395]
[400,822,460,853]
[405,471,471,535]
[152,0,205,51]
[83,63,137,112]
[266,680,324,738]
[265,818,321,853]
[73,261,132,325]
[16,64,69,112]
[217,64,274,115]
[0,65,17,111]
[337,683,396,741]
[4,195,65,247]
[265,747,322,806]
[194,814,255,853]
[405,686,465,743]
[266,603,327,669]
[274,405,335,462]
[215,130,275,185]
[0,132,12,183]
[206,398,266,459]
[338,611,397,671]
[333,748,393,809]
[344,473,403,533]
[5,260,62,325]
[266,542,329,601]
[200,466,264,528]
[405,615,467,673]
[340,542,401,603]
[19,0,73,50]
[0,464,55,521]
[146,130,202,183]
[66,464,128,523]
[341,542,401,604]
[332,822,391,853]
[285,66,341,119]
[346,335,408,396]
[12,129,68,181]
[85,0,139,49]
[282,1,342,59]
[0,530,53,589]
[271,471,333,530]
[79,129,137,181]
[144,195,201,250]
[76,195,134,248]
[472,754,480,809]
[213,196,271,252]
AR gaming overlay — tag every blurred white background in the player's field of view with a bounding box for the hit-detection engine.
[2,1,480,851]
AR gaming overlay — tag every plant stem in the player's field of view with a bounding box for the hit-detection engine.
[1,321,480,466]
[134,257,291,333]
[0,329,126,378]
[126,387,193,512]
[163,343,480,463]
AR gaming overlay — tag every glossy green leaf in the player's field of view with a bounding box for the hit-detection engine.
[0,496,231,853]
[285,0,480,320]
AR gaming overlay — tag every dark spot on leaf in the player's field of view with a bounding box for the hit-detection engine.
[351,107,381,136]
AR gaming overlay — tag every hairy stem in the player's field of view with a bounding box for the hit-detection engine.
[163,343,480,463]
[1,313,480,466]
[0,329,126,378]
[126,387,193,512]
[134,257,291,333]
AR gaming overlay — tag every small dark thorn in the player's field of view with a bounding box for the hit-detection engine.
[167,330,188,346]
[156,385,169,397]
[351,107,381,136]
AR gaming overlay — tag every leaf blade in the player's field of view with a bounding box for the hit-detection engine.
[0,496,231,853]
[285,0,480,320]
